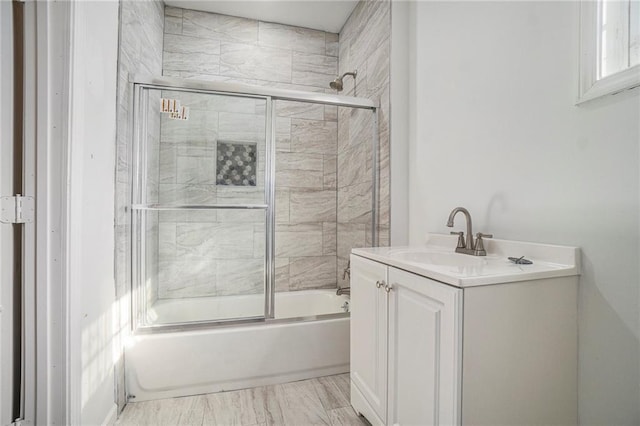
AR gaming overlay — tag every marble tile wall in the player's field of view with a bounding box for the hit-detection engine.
[156,92,267,299]
[116,0,164,302]
[337,0,391,288]
[162,6,338,89]
[274,100,338,292]
[115,0,165,412]
[159,7,340,297]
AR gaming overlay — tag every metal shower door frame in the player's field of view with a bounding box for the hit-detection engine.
[130,84,273,328]
[130,75,379,332]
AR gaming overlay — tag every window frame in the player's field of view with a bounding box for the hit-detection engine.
[578,0,640,104]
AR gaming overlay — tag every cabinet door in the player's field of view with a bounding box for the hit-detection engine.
[387,267,463,426]
[350,255,388,423]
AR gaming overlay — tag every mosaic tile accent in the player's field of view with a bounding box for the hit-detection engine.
[216,141,257,186]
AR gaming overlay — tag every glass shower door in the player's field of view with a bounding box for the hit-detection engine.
[131,85,271,328]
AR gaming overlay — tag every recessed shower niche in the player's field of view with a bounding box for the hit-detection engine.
[215,141,258,187]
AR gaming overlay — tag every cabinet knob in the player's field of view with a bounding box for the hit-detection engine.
[384,283,394,293]
[376,280,385,289]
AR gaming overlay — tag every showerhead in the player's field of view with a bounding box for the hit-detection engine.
[329,70,357,92]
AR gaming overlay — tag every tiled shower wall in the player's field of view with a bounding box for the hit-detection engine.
[156,93,268,298]
[336,0,391,289]
[274,101,338,293]
[116,0,164,304]
[159,7,341,297]
[116,1,391,304]
[115,0,165,411]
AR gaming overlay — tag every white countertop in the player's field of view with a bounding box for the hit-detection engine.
[351,234,580,288]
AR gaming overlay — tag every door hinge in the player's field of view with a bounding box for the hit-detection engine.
[0,195,34,224]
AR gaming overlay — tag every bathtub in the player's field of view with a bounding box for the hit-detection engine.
[125,289,350,401]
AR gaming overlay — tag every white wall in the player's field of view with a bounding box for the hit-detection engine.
[406,1,640,424]
[390,0,410,246]
[67,1,120,424]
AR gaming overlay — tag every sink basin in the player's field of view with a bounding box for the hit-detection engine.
[388,250,486,268]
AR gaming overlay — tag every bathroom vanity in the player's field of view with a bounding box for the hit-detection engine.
[349,235,579,426]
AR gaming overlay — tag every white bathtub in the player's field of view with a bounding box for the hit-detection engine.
[125,289,350,401]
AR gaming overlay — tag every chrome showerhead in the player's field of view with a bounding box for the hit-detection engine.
[329,70,357,92]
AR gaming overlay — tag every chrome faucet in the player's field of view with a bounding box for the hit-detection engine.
[446,207,493,256]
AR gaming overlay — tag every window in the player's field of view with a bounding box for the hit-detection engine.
[578,0,640,103]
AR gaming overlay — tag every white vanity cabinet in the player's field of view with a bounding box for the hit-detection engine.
[350,255,462,426]
[386,266,463,426]
[350,256,389,424]
[350,243,578,426]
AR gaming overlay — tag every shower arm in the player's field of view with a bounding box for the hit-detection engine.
[342,71,357,95]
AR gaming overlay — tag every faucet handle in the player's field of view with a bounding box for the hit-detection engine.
[474,233,492,256]
[450,231,466,248]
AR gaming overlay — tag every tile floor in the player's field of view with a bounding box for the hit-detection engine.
[115,373,369,426]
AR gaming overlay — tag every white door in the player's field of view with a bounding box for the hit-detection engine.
[350,255,388,423]
[387,268,463,426]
